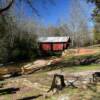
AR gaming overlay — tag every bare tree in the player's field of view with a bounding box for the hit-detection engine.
[0,0,56,16]
[0,0,14,14]
[67,0,92,47]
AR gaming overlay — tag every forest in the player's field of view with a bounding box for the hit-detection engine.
[0,0,100,100]
[0,0,99,64]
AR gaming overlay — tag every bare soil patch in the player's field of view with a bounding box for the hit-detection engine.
[76,48,98,55]
[62,48,99,57]
[0,47,99,77]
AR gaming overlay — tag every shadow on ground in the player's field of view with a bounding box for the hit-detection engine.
[0,87,20,95]
[17,94,42,100]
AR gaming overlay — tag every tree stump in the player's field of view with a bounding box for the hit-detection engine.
[48,74,65,92]
[93,72,100,82]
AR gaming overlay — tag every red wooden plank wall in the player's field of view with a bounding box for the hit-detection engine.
[53,43,63,51]
[41,42,69,51]
[42,43,51,51]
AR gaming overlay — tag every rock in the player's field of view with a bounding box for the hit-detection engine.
[43,90,56,99]
[80,84,88,90]
[23,63,32,68]
[58,95,69,100]
[96,85,100,92]
[74,60,80,65]
[95,59,100,64]
[47,60,53,65]
[2,74,11,78]
[0,64,4,67]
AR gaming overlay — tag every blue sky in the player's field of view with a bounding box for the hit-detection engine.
[21,0,95,27]
[35,0,71,26]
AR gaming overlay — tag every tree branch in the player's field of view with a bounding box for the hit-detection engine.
[0,0,15,14]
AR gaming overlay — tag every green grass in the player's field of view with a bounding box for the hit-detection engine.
[0,45,100,100]
[46,81,100,100]
[0,64,100,100]
[43,63,100,74]
[62,64,100,73]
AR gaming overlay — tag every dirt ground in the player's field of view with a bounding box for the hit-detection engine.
[21,48,99,74]
[0,47,99,76]
[75,48,99,55]
[0,47,100,100]
[0,68,100,100]
[62,48,99,56]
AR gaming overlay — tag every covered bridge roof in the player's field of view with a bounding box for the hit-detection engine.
[37,36,70,43]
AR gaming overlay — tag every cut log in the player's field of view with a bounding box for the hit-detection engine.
[93,72,100,82]
[48,74,65,92]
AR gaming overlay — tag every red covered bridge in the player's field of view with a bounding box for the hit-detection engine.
[38,37,70,52]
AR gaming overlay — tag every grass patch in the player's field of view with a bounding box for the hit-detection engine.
[68,64,98,72]
[63,64,100,73]
[63,52,100,63]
